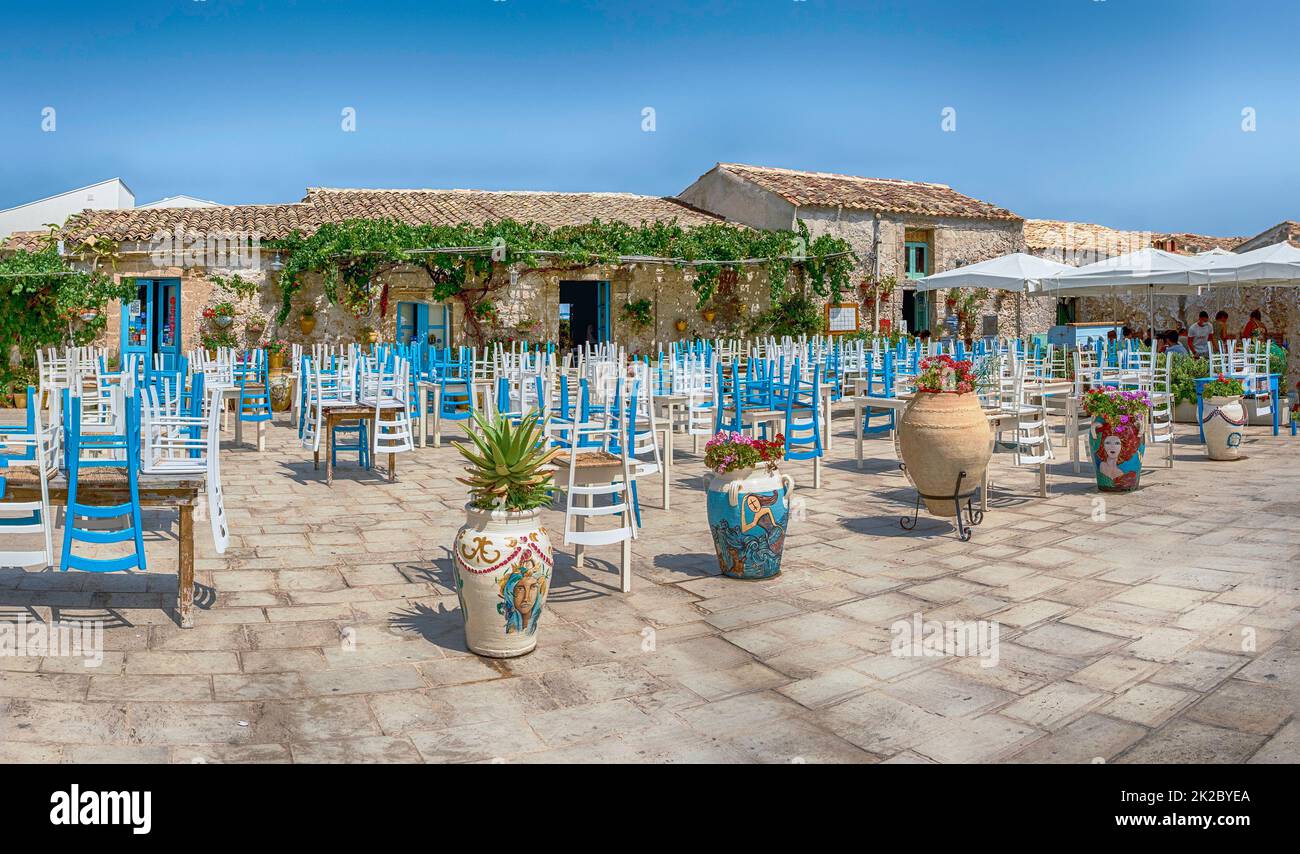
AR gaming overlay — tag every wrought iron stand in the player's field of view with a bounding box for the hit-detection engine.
[899,464,984,542]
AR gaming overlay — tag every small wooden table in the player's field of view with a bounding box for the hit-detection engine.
[311,404,400,484]
[0,466,203,627]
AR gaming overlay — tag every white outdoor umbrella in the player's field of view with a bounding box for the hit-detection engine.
[1193,240,1300,286]
[915,252,1072,293]
[1045,248,1207,333]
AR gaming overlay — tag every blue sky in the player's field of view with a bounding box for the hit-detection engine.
[2,0,1298,237]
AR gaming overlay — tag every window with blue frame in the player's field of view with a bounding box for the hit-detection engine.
[396,300,451,345]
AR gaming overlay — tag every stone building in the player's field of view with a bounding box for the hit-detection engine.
[678,163,1051,338]
[19,187,792,362]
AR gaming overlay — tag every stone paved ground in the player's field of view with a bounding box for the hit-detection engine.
[2,410,1298,763]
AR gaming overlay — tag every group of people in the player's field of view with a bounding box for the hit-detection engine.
[1125,309,1272,358]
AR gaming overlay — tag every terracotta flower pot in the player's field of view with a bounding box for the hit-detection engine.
[897,392,992,516]
[451,506,554,658]
[675,320,688,333]
[1088,416,1145,491]
[706,468,794,580]
[269,352,286,371]
[1202,395,1246,460]
[298,316,316,335]
[702,310,716,323]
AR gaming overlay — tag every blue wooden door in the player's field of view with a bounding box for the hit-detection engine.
[120,279,153,364]
[155,280,182,370]
[596,281,611,342]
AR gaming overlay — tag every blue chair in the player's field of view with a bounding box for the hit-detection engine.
[60,390,148,573]
[331,420,371,470]
[238,349,273,435]
[784,364,824,489]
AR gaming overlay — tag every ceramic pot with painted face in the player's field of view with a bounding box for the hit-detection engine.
[452,505,553,657]
[1202,395,1246,460]
[1088,416,1145,492]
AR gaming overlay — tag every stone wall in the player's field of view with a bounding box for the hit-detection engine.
[798,208,1042,337]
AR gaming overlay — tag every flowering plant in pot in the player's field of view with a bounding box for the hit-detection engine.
[450,411,562,657]
[1082,387,1151,490]
[703,431,792,580]
[204,301,237,327]
[897,354,991,516]
[1201,374,1246,460]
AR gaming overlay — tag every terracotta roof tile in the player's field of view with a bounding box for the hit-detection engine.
[714,163,1021,221]
[302,188,722,229]
[1026,218,1243,257]
[29,189,721,247]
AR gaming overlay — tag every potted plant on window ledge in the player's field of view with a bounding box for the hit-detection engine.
[450,411,562,658]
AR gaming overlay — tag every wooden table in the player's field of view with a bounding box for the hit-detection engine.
[415,379,491,448]
[0,466,203,627]
[310,404,400,484]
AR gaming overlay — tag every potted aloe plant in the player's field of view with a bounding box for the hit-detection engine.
[704,431,792,579]
[1082,387,1151,491]
[451,411,562,657]
[1201,374,1246,460]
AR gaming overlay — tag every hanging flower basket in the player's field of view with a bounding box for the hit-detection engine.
[78,310,100,322]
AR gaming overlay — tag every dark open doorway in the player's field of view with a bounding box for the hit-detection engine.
[558,280,609,350]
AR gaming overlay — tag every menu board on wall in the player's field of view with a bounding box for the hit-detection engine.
[825,303,860,335]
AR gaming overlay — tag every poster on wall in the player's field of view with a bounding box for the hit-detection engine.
[825,303,860,335]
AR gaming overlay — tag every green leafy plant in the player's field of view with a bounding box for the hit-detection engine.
[1170,354,1209,405]
[453,411,562,511]
[620,298,653,330]
[0,245,133,388]
[300,303,315,319]
[752,292,824,338]
[1203,375,1244,398]
[268,217,856,339]
[200,327,238,350]
[211,273,259,302]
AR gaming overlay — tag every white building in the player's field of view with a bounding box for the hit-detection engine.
[136,194,221,209]
[0,178,135,240]
[0,180,221,241]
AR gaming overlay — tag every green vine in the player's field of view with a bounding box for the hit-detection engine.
[0,244,134,386]
[269,217,856,336]
[621,298,654,330]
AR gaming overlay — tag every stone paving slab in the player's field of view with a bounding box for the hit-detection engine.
[1,413,1297,763]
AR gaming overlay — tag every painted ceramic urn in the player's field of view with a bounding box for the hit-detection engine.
[1088,416,1145,492]
[1202,395,1246,460]
[707,468,793,580]
[897,392,992,515]
[452,505,553,657]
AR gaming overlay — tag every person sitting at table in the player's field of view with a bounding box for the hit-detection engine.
[1188,312,1213,357]
[1162,330,1189,355]
[1242,309,1268,340]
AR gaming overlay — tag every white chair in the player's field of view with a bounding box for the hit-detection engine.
[204,385,230,554]
[0,391,60,569]
[1148,352,1175,468]
[555,417,636,593]
[372,359,415,458]
[140,384,209,475]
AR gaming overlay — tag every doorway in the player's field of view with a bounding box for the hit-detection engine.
[396,300,451,346]
[120,278,182,370]
[558,281,610,350]
[901,288,930,335]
